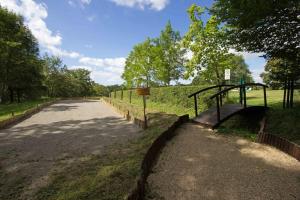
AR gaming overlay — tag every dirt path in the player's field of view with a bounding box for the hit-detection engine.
[0,100,142,199]
[147,123,300,200]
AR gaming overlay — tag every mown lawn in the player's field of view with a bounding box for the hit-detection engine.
[0,98,54,122]
[218,89,300,144]
[115,89,300,144]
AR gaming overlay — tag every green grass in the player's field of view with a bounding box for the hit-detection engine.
[33,112,178,200]
[218,89,300,144]
[113,89,300,144]
[0,98,54,122]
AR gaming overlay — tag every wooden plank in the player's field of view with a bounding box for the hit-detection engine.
[192,104,267,128]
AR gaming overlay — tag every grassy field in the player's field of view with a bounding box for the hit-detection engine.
[112,89,300,144]
[218,89,300,144]
[0,98,54,122]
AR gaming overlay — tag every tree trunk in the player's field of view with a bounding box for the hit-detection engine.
[9,88,14,103]
[17,89,21,103]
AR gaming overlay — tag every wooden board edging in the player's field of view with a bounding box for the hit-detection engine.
[126,114,189,200]
[102,98,147,129]
[257,117,300,161]
[0,100,58,130]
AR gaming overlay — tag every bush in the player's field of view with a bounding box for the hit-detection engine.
[110,85,218,116]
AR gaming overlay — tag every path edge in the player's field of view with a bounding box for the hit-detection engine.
[0,99,58,130]
[102,97,147,129]
[257,116,300,161]
[126,114,189,200]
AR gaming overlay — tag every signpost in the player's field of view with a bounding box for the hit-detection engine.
[225,69,230,80]
[136,88,150,129]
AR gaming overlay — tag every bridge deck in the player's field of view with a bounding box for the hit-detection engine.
[193,104,250,128]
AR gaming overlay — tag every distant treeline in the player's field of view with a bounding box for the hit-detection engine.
[0,7,110,103]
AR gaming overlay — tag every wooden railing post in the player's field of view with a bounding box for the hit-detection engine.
[243,85,247,108]
[194,95,198,116]
[263,86,267,107]
[216,95,220,122]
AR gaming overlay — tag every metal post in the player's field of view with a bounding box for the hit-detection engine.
[263,86,267,107]
[243,85,247,108]
[129,90,132,103]
[216,95,220,122]
[283,80,287,108]
[239,86,243,105]
[194,95,198,116]
[121,90,123,100]
[219,86,222,106]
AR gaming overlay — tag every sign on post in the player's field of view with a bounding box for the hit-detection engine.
[225,69,230,80]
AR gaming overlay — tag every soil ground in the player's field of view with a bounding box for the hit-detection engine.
[147,123,300,200]
[0,100,142,199]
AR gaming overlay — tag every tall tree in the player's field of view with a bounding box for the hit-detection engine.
[0,6,43,103]
[122,38,156,87]
[154,21,185,85]
[210,0,300,106]
[192,54,253,85]
[183,4,230,85]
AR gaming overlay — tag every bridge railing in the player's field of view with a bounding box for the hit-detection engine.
[209,83,268,122]
[188,84,236,116]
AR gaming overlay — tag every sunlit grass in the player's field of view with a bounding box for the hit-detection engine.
[0,98,54,122]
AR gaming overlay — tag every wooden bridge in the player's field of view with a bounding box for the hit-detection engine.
[188,83,268,129]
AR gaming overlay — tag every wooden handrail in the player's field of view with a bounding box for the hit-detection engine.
[188,84,235,98]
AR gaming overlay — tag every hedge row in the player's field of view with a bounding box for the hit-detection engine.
[110,85,218,116]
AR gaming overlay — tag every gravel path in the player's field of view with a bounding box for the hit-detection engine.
[147,123,300,200]
[0,100,142,198]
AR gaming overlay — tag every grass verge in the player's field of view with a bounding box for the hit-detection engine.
[0,98,54,122]
[30,102,179,200]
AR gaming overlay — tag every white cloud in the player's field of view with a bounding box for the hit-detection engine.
[79,57,126,69]
[109,0,169,11]
[0,0,81,59]
[87,14,96,22]
[0,0,126,85]
[80,0,92,5]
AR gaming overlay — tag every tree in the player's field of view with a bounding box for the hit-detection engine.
[183,4,232,85]
[122,38,157,87]
[0,6,44,103]
[211,0,300,106]
[153,21,186,85]
[192,54,253,85]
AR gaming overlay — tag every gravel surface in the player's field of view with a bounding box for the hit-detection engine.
[147,123,300,200]
[0,100,142,198]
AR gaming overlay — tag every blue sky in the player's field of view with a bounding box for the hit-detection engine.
[0,0,266,85]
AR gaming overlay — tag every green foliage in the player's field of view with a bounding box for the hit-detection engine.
[0,6,44,103]
[122,21,185,87]
[192,54,253,85]
[122,38,157,87]
[261,58,300,89]
[183,4,251,84]
[0,98,54,121]
[153,21,186,85]
[111,85,219,117]
[211,0,299,74]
